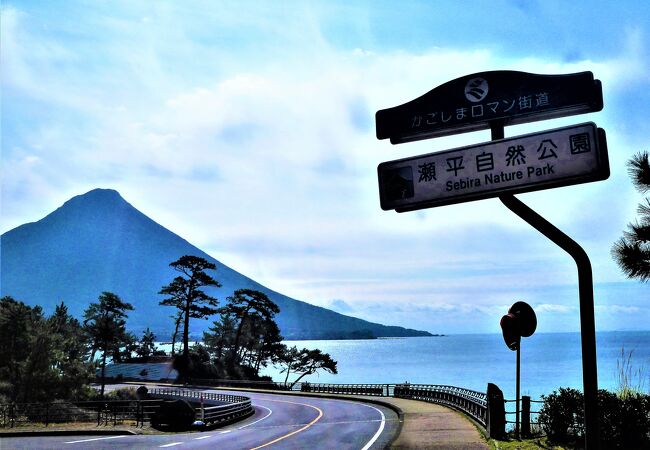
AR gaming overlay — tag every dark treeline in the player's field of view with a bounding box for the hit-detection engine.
[0,299,93,403]
[0,295,167,403]
[0,255,337,403]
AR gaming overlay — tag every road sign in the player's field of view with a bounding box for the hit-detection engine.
[378,122,608,212]
[376,71,602,144]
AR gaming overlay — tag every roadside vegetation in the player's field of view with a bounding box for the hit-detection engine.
[489,346,650,449]
[489,437,567,449]
[0,255,337,406]
[490,388,649,449]
[538,387,650,448]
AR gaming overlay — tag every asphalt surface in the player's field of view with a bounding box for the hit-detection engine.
[0,388,399,450]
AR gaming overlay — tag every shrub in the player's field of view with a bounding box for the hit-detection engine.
[48,400,95,423]
[22,400,94,423]
[540,388,650,448]
[539,387,584,443]
[105,386,138,401]
[598,389,622,447]
[617,393,650,448]
[74,385,104,401]
[151,399,195,429]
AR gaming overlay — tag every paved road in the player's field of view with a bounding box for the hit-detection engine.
[0,389,399,450]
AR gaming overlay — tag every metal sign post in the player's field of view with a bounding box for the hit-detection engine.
[498,193,599,448]
[492,119,599,447]
[376,71,606,448]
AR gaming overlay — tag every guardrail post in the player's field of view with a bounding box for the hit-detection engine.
[486,383,506,439]
[521,396,531,438]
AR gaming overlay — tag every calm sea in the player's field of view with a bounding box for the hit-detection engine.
[259,331,650,401]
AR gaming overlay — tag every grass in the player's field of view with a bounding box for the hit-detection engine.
[0,420,156,434]
[0,420,217,435]
[616,346,648,399]
[489,436,568,449]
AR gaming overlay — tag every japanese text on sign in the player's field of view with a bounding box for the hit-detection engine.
[378,122,609,212]
[410,91,551,130]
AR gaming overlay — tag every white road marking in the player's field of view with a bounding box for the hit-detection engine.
[220,429,233,433]
[194,435,212,440]
[238,405,273,429]
[249,399,323,450]
[65,436,128,444]
[159,442,183,447]
[359,404,386,450]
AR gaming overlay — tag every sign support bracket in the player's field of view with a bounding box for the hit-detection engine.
[491,121,599,448]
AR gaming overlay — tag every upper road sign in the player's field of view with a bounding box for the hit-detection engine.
[378,122,609,212]
[376,71,603,144]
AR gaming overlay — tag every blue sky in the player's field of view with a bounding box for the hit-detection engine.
[2,0,649,334]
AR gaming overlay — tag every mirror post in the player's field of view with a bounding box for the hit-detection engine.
[516,344,521,440]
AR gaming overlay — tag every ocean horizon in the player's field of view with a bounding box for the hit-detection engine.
[257,330,650,402]
[156,330,650,402]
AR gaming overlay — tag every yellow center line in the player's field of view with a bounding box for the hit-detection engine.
[250,399,324,450]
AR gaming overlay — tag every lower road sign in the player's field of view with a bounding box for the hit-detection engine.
[378,122,609,212]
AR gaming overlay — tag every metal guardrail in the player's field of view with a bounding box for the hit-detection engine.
[148,388,254,426]
[185,378,489,426]
[188,378,295,391]
[393,384,488,427]
[1,389,253,429]
[186,378,488,427]
[0,400,163,428]
[1,381,497,431]
[187,378,392,396]
[149,388,251,404]
[301,383,388,396]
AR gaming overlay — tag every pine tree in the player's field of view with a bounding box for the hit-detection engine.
[203,312,237,361]
[0,298,92,402]
[159,255,221,361]
[279,347,338,389]
[136,328,158,360]
[219,289,280,369]
[48,302,93,400]
[0,297,43,402]
[612,151,650,281]
[83,292,134,397]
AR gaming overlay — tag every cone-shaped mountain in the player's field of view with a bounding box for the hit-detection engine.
[1,188,432,340]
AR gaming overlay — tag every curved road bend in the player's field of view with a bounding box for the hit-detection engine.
[1,389,399,450]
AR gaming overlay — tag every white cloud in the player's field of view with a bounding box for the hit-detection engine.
[2,1,649,332]
[596,305,644,315]
[535,304,575,314]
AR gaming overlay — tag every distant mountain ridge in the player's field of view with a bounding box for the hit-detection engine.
[1,188,432,340]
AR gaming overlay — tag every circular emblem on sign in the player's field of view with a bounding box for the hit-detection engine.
[464,77,489,102]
